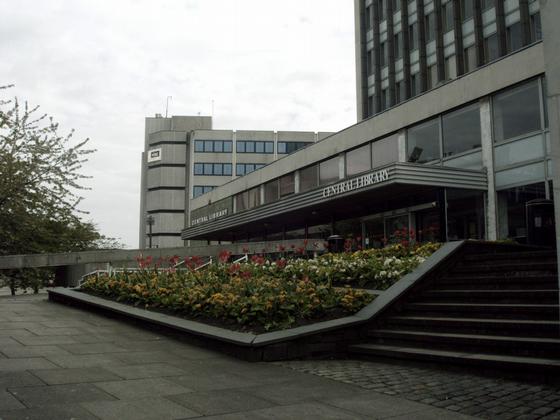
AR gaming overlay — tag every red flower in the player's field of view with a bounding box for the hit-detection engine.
[218,250,231,263]
[241,270,252,279]
[228,263,241,274]
[276,259,287,269]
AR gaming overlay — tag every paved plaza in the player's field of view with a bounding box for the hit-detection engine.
[0,294,556,419]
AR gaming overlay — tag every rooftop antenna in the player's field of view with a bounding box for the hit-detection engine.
[165,96,172,118]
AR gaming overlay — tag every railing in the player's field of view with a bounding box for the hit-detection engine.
[232,254,248,264]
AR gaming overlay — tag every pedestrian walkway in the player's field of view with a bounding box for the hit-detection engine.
[0,294,553,419]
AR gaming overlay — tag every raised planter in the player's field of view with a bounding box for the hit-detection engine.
[48,240,465,361]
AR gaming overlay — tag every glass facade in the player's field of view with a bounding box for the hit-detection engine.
[346,144,371,176]
[300,164,318,192]
[407,118,440,163]
[319,157,340,185]
[442,103,481,157]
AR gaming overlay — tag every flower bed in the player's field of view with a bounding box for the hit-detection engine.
[80,242,440,332]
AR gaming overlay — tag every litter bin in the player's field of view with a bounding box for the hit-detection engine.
[526,199,556,247]
[327,235,344,253]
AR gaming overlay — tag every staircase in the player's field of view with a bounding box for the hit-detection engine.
[349,247,560,371]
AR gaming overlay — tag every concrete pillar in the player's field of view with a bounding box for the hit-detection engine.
[397,129,407,162]
[338,154,345,180]
[480,98,498,240]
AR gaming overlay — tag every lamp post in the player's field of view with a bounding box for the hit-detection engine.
[146,215,155,249]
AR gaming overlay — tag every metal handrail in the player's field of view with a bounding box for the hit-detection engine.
[194,256,213,271]
[232,255,248,264]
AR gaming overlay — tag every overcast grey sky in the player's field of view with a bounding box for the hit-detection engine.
[0,0,357,248]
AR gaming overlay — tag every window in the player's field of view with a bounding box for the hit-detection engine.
[507,22,523,53]
[194,140,233,153]
[193,162,232,175]
[445,55,457,80]
[346,144,372,177]
[497,183,546,239]
[193,186,215,198]
[427,65,438,89]
[443,1,455,32]
[279,173,295,197]
[392,0,401,12]
[299,164,318,192]
[277,141,312,154]
[379,0,387,21]
[319,156,340,185]
[264,179,279,203]
[380,42,388,67]
[367,95,374,117]
[410,73,419,96]
[484,33,499,62]
[530,12,542,42]
[396,80,405,103]
[236,163,265,176]
[425,12,435,42]
[366,5,373,29]
[248,187,260,208]
[367,50,374,75]
[394,32,403,59]
[381,89,389,110]
[409,22,419,50]
[442,103,481,157]
[463,45,476,72]
[461,0,473,21]
[481,0,495,10]
[407,118,441,163]
[236,141,274,153]
[493,79,542,142]
[372,134,398,167]
[235,192,249,212]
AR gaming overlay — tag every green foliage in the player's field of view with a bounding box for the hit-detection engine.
[0,85,122,294]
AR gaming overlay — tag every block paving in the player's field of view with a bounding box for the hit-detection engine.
[278,358,560,420]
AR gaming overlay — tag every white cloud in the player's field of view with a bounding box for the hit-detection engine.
[0,0,356,248]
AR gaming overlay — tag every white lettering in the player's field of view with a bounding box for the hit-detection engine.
[320,169,391,200]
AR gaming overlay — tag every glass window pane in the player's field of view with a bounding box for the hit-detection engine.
[443,150,483,169]
[372,134,398,167]
[245,142,255,153]
[236,141,245,153]
[236,192,248,212]
[495,162,545,188]
[319,157,340,185]
[445,55,457,80]
[507,22,523,52]
[248,187,260,208]
[264,179,279,203]
[497,182,546,239]
[300,164,318,192]
[484,33,499,62]
[494,134,544,168]
[204,163,213,174]
[246,164,255,174]
[461,0,473,20]
[425,13,435,41]
[265,142,274,153]
[530,12,542,42]
[493,79,541,142]
[407,118,441,163]
[194,163,203,175]
[443,2,455,32]
[278,142,286,154]
[204,141,213,152]
[409,23,418,50]
[464,45,476,72]
[213,163,223,175]
[482,0,495,10]
[224,141,233,152]
[447,189,485,240]
[193,186,202,197]
[279,173,295,197]
[223,164,232,175]
[255,142,264,153]
[346,144,371,176]
[214,141,223,152]
[236,164,244,176]
[442,103,481,157]
[194,141,204,152]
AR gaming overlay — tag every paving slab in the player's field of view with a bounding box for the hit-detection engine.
[0,371,45,389]
[80,397,201,420]
[0,357,58,372]
[0,389,26,410]
[94,377,194,400]
[45,353,125,369]
[8,383,117,407]
[59,342,130,355]
[105,362,189,380]
[168,389,276,416]
[13,335,79,346]
[31,367,123,385]
[0,403,99,420]
[0,344,72,358]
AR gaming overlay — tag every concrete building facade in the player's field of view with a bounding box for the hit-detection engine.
[139,115,330,248]
[181,1,560,250]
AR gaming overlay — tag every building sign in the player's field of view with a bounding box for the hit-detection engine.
[191,208,228,226]
[190,197,233,227]
[322,169,390,198]
[147,148,162,163]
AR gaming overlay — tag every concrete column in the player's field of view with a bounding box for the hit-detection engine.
[397,129,407,162]
[480,98,497,240]
[338,154,345,180]
[294,170,301,194]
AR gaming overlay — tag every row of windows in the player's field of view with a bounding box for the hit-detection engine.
[194,140,313,154]
[406,78,547,163]
[364,0,542,118]
[193,185,215,198]
[236,141,274,154]
[194,140,233,153]
[230,77,547,215]
[277,141,312,154]
[236,163,266,176]
[193,163,233,176]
